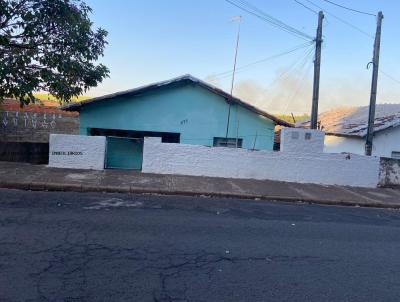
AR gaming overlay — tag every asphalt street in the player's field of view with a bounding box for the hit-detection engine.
[1,189,400,301]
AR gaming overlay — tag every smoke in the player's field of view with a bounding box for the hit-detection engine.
[320,80,370,110]
[233,73,313,115]
[205,69,388,115]
[227,76,376,115]
[204,74,221,87]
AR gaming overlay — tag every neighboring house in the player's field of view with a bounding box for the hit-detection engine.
[62,74,291,170]
[299,104,400,158]
[0,99,79,164]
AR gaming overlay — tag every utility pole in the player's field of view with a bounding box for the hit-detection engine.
[310,11,324,129]
[225,16,242,141]
[365,11,384,156]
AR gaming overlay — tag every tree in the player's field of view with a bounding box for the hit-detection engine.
[0,0,109,105]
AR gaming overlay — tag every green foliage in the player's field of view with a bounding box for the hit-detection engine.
[276,113,310,124]
[0,0,109,106]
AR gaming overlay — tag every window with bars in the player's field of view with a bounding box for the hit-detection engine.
[391,151,400,159]
[213,137,242,148]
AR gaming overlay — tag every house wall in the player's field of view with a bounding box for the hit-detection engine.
[0,101,79,164]
[79,84,276,150]
[324,135,364,154]
[142,137,380,188]
[372,127,400,157]
[0,106,79,143]
[324,127,400,158]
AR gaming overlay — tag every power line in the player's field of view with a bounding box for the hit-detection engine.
[279,46,315,113]
[294,1,331,31]
[321,0,376,17]
[263,44,315,109]
[379,69,400,86]
[282,52,314,114]
[224,0,314,41]
[226,0,309,40]
[304,1,400,91]
[304,0,373,38]
[294,0,318,15]
[213,45,313,80]
[234,0,312,39]
[212,41,314,79]
[312,3,400,89]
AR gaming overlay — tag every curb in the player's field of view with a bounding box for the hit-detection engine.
[0,181,399,209]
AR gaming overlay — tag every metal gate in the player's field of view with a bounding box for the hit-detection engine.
[105,137,143,170]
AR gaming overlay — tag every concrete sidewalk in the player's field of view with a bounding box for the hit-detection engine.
[1,161,400,208]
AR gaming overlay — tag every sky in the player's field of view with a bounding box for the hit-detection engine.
[85,0,400,115]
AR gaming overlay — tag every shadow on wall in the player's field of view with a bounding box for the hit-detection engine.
[0,142,49,164]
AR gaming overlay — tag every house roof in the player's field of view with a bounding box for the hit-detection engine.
[61,74,292,127]
[298,104,400,138]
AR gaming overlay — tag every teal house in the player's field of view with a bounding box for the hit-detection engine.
[63,75,291,170]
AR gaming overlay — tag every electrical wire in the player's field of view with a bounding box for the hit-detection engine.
[211,41,314,80]
[226,0,308,40]
[262,44,315,109]
[224,0,314,41]
[294,1,331,27]
[304,1,400,90]
[235,0,312,39]
[303,0,400,90]
[379,69,400,86]
[320,0,376,17]
[271,45,314,113]
[294,0,318,15]
[304,0,374,38]
[281,49,315,113]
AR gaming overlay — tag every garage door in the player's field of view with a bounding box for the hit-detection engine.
[106,137,143,170]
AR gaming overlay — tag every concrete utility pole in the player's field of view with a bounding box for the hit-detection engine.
[310,11,324,130]
[365,11,384,156]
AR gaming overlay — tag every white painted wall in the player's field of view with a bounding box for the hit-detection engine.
[324,135,364,155]
[281,128,325,153]
[49,134,106,170]
[324,127,400,158]
[372,127,400,158]
[143,137,380,188]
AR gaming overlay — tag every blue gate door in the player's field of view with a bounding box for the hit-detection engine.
[106,137,143,170]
